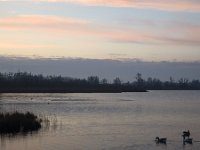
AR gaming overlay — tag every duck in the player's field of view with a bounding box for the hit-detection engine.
[155,137,167,144]
[183,138,193,144]
[182,130,190,138]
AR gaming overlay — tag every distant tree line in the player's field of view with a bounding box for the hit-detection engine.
[0,72,144,93]
[134,73,200,90]
[0,72,199,93]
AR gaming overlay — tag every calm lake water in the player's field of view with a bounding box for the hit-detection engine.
[0,91,200,150]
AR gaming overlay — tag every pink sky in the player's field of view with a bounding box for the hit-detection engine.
[0,0,199,61]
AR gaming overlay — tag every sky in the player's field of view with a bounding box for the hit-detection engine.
[0,0,200,61]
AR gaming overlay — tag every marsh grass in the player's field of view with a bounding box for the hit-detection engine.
[0,112,42,134]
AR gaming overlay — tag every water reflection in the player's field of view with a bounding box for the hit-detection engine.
[1,131,39,149]
[0,114,62,150]
[0,93,3,110]
[0,92,200,150]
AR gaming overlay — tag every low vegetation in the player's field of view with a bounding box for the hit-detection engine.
[0,112,42,134]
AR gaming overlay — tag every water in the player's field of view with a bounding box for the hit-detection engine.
[0,91,200,150]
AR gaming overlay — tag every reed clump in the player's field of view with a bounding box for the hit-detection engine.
[0,111,41,134]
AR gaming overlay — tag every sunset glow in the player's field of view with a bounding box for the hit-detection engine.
[0,0,200,61]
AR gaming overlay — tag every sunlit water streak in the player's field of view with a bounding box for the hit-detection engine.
[0,91,200,150]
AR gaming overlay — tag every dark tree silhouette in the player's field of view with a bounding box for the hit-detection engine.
[113,77,122,85]
[0,72,199,93]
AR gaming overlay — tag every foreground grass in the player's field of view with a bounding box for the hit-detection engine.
[0,112,42,134]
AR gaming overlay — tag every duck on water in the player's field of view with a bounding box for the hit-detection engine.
[182,130,190,139]
[155,130,194,145]
[155,137,167,144]
[182,130,193,145]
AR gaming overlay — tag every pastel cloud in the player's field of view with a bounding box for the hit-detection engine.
[66,0,200,12]
[0,15,94,40]
[0,15,200,46]
[0,15,88,29]
[0,42,57,49]
[3,0,200,12]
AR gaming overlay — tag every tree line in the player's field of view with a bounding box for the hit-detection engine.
[134,73,200,90]
[0,72,199,93]
[0,72,145,92]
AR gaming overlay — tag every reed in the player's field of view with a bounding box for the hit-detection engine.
[0,111,41,134]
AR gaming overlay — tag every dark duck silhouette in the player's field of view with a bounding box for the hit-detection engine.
[183,138,193,144]
[182,130,190,139]
[155,137,167,144]
[182,130,192,145]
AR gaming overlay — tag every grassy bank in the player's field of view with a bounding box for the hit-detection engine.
[0,112,42,134]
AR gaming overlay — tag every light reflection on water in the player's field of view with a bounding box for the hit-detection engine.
[0,91,200,150]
